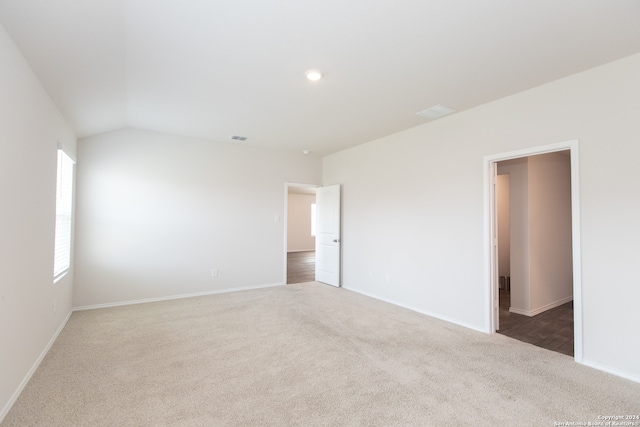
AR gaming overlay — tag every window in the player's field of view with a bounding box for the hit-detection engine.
[53,148,75,280]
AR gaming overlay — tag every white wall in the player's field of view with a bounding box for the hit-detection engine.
[502,154,573,315]
[287,193,316,252]
[528,152,573,313]
[323,53,640,381]
[0,25,77,420]
[73,129,322,307]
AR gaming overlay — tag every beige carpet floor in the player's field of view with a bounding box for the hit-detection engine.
[3,282,639,426]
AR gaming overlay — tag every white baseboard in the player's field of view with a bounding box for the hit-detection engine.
[509,296,573,317]
[286,249,315,253]
[73,282,285,311]
[581,359,640,384]
[342,285,486,334]
[0,310,73,424]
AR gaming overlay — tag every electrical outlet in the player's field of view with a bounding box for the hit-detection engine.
[385,275,391,284]
[211,268,218,278]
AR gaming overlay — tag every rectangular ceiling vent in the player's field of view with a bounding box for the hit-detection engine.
[417,104,456,120]
[230,135,248,141]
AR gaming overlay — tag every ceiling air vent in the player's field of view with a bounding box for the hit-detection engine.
[230,135,248,141]
[417,104,456,120]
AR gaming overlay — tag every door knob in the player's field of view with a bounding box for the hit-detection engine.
[333,239,340,243]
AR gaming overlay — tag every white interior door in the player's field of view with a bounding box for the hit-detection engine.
[315,184,341,286]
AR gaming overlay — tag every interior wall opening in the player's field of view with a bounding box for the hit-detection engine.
[285,184,317,284]
[495,150,574,356]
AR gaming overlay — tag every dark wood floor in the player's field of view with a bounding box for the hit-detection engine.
[287,251,315,284]
[498,289,574,357]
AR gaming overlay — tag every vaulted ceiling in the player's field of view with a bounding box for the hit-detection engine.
[2,1,640,155]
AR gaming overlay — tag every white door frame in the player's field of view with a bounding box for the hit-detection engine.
[283,182,319,284]
[483,139,583,363]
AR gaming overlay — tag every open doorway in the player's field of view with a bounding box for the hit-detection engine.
[285,184,317,284]
[496,152,574,356]
[485,140,583,362]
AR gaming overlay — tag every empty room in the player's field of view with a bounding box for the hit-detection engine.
[2,1,640,425]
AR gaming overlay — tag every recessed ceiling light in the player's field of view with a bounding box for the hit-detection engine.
[302,150,311,155]
[417,104,456,120]
[305,70,323,81]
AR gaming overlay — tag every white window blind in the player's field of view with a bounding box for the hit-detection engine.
[53,149,75,279]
